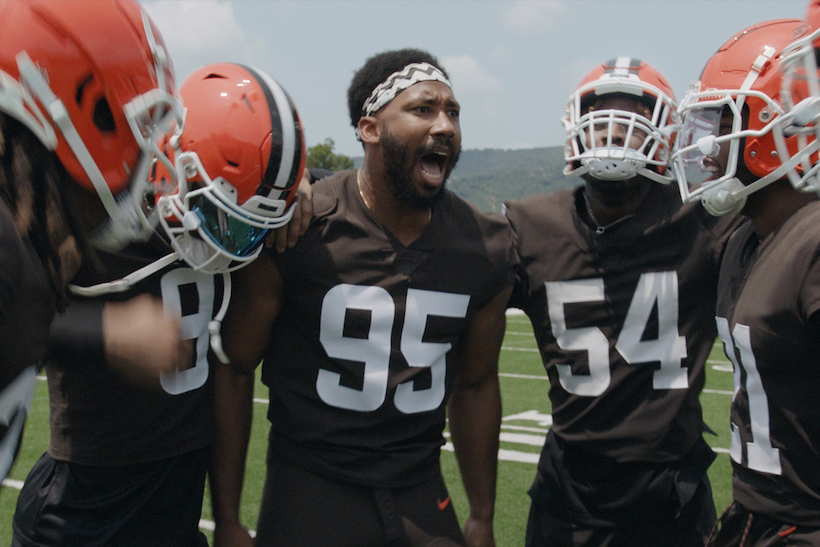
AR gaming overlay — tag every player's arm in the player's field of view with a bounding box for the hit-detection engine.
[266,166,332,253]
[448,285,512,547]
[266,167,333,252]
[210,250,284,547]
[47,296,187,387]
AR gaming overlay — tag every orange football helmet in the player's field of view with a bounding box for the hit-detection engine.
[673,19,816,216]
[564,57,678,184]
[155,63,306,273]
[0,0,183,250]
[777,1,820,193]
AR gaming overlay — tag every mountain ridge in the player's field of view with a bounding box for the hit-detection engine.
[354,145,580,212]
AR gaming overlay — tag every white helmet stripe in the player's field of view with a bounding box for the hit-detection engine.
[604,56,642,78]
[254,67,297,192]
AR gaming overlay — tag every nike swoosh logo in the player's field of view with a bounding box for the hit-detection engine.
[437,496,451,510]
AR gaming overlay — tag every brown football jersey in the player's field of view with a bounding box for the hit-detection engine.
[46,236,222,464]
[716,202,820,526]
[505,183,737,463]
[0,200,56,479]
[0,200,55,388]
[263,170,516,487]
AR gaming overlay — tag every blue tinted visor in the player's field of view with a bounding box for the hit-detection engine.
[192,196,270,258]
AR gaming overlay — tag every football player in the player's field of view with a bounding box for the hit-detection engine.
[503,57,740,546]
[11,62,306,547]
[776,0,820,194]
[209,48,516,547]
[672,18,820,546]
[0,0,181,485]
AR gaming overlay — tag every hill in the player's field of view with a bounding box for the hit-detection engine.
[447,146,576,212]
[354,146,579,212]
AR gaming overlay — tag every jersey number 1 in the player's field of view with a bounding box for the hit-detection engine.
[715,317,781,475]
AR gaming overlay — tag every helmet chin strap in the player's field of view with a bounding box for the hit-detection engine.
[572,156,671,185]
[702,178,747,216]
[69,253,179,296]
[208,273,232,365]
[69,255,234,365]
[701,138,820,216]
[581,152,643,181]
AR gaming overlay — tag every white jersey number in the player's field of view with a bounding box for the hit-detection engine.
[546,271,688,397]
[159,268,216,395]
[716,317,781,475]
[318,284,470,414]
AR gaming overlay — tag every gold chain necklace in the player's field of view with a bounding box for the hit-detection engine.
[356,169,432,223]
[356,169,374,212]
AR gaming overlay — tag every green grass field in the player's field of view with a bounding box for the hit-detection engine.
[0,312,734,546]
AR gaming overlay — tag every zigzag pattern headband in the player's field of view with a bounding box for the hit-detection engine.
[355,62,452,140]
[362,62,452,117]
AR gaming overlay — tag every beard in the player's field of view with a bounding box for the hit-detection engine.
[380,125,460,209]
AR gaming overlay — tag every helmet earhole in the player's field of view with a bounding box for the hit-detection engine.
[93,98,116,133]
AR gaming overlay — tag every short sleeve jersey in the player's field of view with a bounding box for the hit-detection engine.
[263,170,516,488]
[46,236,224,465]
[715,202,820,526]
[505,183,737,463]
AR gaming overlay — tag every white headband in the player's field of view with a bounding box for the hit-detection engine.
[356,62,451,140]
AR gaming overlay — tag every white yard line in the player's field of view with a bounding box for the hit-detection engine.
[501,346,541,352]
[17,329,731,537]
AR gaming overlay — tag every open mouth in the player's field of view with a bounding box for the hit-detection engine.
[700,157,721,181]
[419,149,450,184]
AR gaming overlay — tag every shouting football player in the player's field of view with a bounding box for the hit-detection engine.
[0,0,182,486]
[503,57,740,546]
[673,18,820,547]
[11,62,307,547]
[209,48,516,547]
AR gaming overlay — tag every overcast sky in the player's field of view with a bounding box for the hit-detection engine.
[142,0,809,158]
